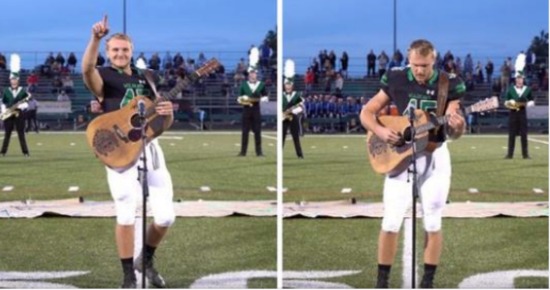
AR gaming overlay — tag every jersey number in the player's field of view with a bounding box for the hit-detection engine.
[402,99,437,116]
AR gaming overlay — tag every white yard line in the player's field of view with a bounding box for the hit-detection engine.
[402,218,418,289]
[528,137,549,145]
[262,134,277,140]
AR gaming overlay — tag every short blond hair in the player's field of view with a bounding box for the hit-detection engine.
[105,33,134,50]
[408,39,436,58]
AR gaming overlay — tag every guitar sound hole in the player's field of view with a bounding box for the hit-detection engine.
[402,127,414,143]
[128,129,142,142]
[130,114,143,128]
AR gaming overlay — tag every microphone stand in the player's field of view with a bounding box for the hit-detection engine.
[137,109,148,289]
[407,108,419,288]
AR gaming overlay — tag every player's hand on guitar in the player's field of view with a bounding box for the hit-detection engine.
[375,126,402,146]
[156,101,173,116]
[447,109,465,132]
[92,15,110,40]
[90,100,103,113]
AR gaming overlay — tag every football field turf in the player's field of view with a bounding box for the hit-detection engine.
[283,134,548,288]
[0,131,276,288]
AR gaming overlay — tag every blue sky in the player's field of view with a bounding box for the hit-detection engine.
[0,0,276,69]
[284,0,549,73]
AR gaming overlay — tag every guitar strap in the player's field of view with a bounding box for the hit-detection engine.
[436,72,449,117]
[435,72,449,135]
[142,69,162,100]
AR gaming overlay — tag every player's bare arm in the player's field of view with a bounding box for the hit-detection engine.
[360,89,401,145]
[445,99,465,140]
[82,15,109,102]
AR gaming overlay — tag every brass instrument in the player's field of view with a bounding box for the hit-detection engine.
[283,103,303,121]
[237,95,260,107]
[504,100,526,111]
[1,94,31,120]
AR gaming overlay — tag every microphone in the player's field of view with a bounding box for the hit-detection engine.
[137,99,146,117]
[408,104,416,122]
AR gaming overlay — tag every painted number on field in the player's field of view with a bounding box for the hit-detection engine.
[0,271,90,288]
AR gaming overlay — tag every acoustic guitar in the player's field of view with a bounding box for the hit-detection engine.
[86,58,220,170]
[366,96,499,175]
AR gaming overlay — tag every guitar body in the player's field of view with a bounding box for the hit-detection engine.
[86,96,173,170]
[366,110,434,175]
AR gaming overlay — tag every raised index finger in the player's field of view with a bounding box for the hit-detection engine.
[102,15,109,27]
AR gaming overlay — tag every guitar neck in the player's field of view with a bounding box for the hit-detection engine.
[161,70,205,100]
[415,104,480,134]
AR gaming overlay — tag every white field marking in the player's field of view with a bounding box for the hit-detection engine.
[159,136,183,140]
[37,143,42,146]
[502,146,507,149]
[190,270,276,288]
[200,186,211,192]
[235,143,240,147]
[402,218,419,289]
[266,186,277,192]
[471,146,476,149]
[268,143,274,147]
[262,134,277,140]
[282,188,288,193]
[0,271,90,289]
[342,146,348,149]
[535,146,540,149]
[203,143,209,146]
[468,188,479,194]
[69,142,75,146]
[528,138,549,145]
[284,280,353,288]
[533,188,544,194]
[341,188,352,194]
[458,270,548,288]
[311,146,316,149]
[67,186,79,192]
[169,143,175,146]
[2,186,14,192]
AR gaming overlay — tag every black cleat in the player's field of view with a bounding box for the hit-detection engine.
[420,278,434,288]
[121,273,137,288]
[134,252,166,288]
[504,155,513,159]
[237,153,246,157]
[523,155,531,159]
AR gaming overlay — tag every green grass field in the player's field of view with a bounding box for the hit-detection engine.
[0,132,277,288]
[0,132,548,288]
[283,134,548,288]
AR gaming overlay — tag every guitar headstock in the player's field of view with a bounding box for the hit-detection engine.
[195,58,221,77]
[467,96,499,114]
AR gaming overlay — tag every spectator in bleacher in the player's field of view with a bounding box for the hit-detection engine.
[234,58,246,87]
[443,50,454,65]
[163,52,173,70]
[25,97,39,133]
[443,59,457,74]
[137,52,147,66]
[318,50,327,73]
[45,52,55,67]
[148,53,160,70]
[96,52,105,67]
[485,59,494,84]
[26,71,39,93]
[0,53,6,70]
[197,52,207,67]
[474,61,483,84]
[334,72,344,98]
[55,52,65,67]
[57,90,70,102]
[260,42,271,71]
[328,50,336,70]
[62,75,74,94]
[464,72,475,91]
[500,60,511,93]
[340,51,349,79]
[311,58,320,84]
[367,49,377,77]
[463,53,473,76]
[51,76,63,94]
[455,57,462,76]
[392,49,403,66]
[173,52,184,68]
[504,71,533,159]
[67,52,78,73]
[324,67,334,93]
[304,67,315,96]
[377,51,389,80]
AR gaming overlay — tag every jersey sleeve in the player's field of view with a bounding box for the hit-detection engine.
[380,70,392,99]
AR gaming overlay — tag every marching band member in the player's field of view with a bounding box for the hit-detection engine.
[282,59,304,159]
